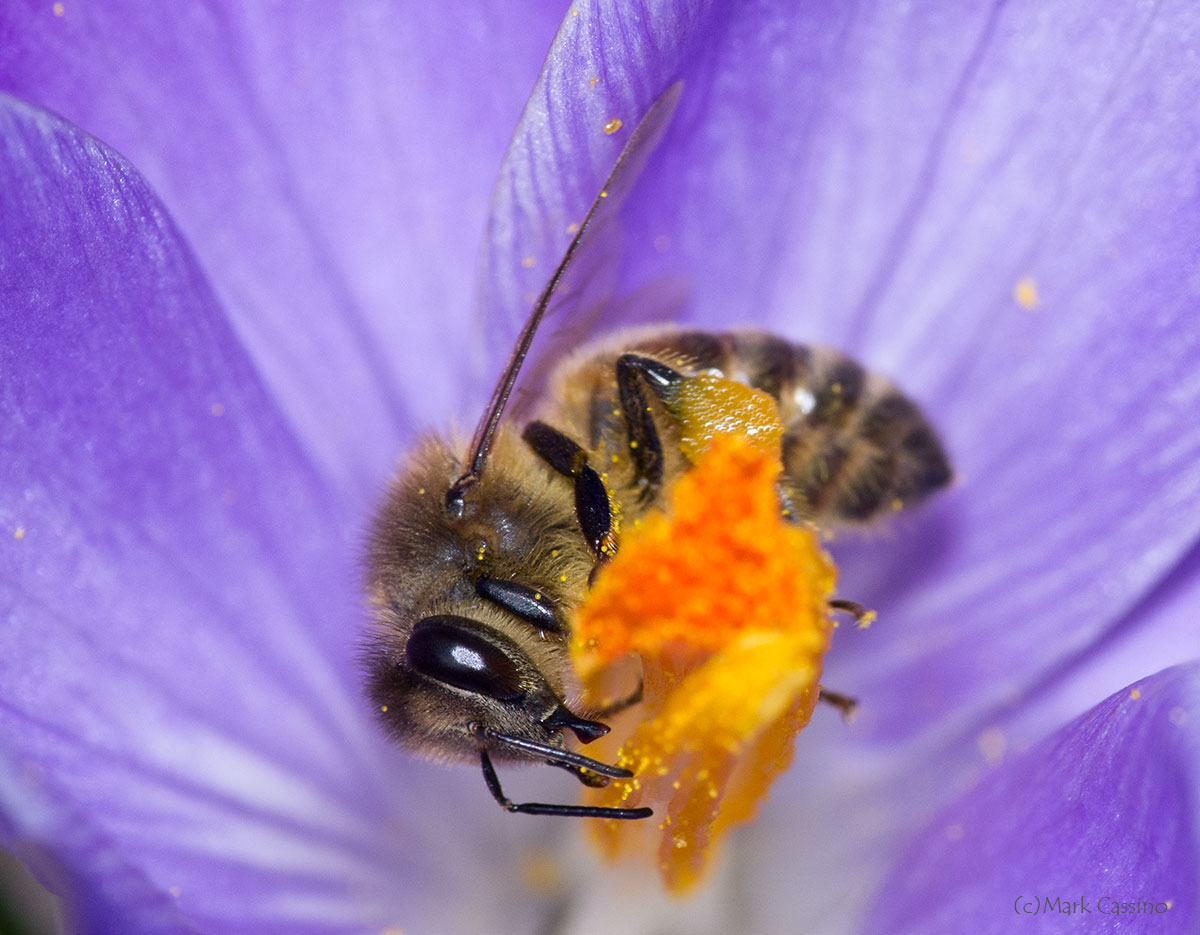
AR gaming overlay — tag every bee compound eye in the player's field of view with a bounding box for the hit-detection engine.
[407,616,526,702]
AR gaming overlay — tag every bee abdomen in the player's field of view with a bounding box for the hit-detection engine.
[630,329,952,525]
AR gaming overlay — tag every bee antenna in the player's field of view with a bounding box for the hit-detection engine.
[446,81,684,516]
[469,722,632,779]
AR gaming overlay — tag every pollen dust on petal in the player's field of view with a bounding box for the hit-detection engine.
[1013,275,1040,311]
[571,418,836,893]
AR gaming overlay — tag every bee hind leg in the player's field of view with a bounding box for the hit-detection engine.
[614,354,683,503]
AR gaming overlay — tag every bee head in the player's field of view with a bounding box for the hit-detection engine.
[364,611,608,764]
[363,432,604,765]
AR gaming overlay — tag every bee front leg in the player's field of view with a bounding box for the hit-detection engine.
[522,420,617,563]
[590,678,643,718]
[478,750,652,819]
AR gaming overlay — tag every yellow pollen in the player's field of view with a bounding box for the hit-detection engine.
[13,527,25,541]
[589,76,600,90]
[1013,275,1040,310]
[1129,688,1141,700]
[380,705,388,713]
[52,1,64,15]
[521,255,536,268]
[604,118,624,135]
[663,375,782,463]
[572,403,836,892]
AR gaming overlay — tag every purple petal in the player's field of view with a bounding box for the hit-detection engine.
[0,1,564,502]
[998,538,1200,755]
[483,0,1200,740]
[863,664,1200,935]
[804,0,1200,741]
[0,95,513,934]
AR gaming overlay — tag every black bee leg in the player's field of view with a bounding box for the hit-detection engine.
[818,688,858,721]
[590,678,644,718]
[829,598,876,629]
[523,420,617,562]
[478,750,653,819]
[614,354,683,502]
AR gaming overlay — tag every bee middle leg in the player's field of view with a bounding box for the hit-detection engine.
[818,688,858,721]
[829,598,876,628]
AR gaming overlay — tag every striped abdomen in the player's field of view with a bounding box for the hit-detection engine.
[617,329,953,525]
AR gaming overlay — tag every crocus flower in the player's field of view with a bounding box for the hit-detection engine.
[2,0,1199,933]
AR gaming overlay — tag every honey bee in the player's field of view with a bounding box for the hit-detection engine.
[363,85,951,820]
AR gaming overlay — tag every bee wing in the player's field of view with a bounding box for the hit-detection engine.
[450,82,684,499]
[509,275,693,422]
